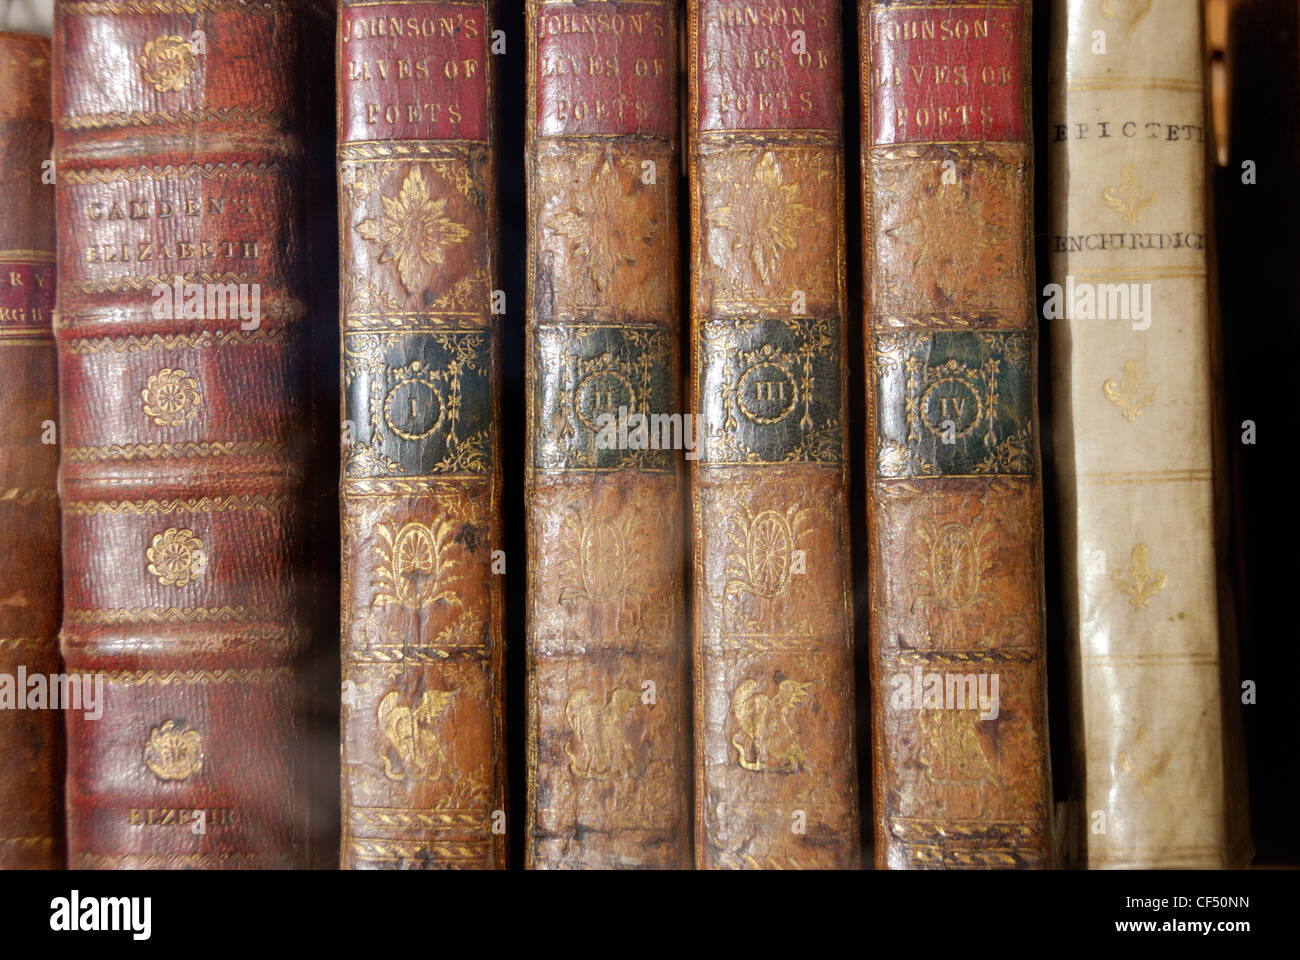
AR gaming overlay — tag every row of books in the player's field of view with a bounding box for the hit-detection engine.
[0,0,1255,869]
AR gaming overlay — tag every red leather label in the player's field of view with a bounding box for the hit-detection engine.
[0,258,54,330]
[696,0,840,132]
[870,4,1024,144]
[340,2,489,142]
[535,0,674,138]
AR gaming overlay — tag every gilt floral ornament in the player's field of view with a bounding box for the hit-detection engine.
[707,150,821,285]
[137,36,198,93]
[1101,0,1153,34]
[1103,358,1158,422]
[146,527,206,588]
[545,155,650,294]
[141,367,201,426]
[356,169,470,294]
[1111,543,1167,608]
[144,720,204,781]
[1102,163,1156,226]
[886,183,1006,298]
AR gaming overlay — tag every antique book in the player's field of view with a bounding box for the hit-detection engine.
[54,0,312,868]
[524,0,690,868]
[0,29,64,870]
[688,0,860,869]
[1049,0,1251,869]
[860,0,1053,868]
[338,0,507,869]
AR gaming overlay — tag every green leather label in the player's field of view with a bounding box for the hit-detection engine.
[532,323,676,472]
[874,330,1033,478]
[344,329,493,477]
[698,315,843,466]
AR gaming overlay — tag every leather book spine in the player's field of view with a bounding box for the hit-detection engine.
[0,30,64,870]
[54,0,310,869]
[338,0,507,869]
[1048,0,1250,868]
[524,0,690,869]
[688,0,860,869]
[860,0,1053,869]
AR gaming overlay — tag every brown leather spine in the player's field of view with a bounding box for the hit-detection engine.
[54,0,311,869]
[338,0,507,869]
[0,31,64,870]
[860,0,1053,869]
[688,0,860,869]
[524,0,690,869]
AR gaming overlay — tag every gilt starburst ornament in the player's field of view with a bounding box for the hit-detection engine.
[707,150,821,285]
[885,183,1006,299]
[356,169,469,294]
[545,154,650,294]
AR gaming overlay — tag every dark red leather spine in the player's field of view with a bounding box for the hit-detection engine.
[0,30,65,870]
[338,0,507,869]
[54,0,311,868]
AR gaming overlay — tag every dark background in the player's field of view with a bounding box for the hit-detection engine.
[1205,0,1300,867]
